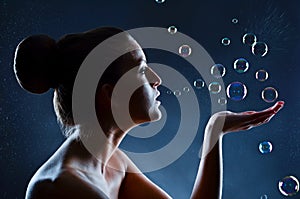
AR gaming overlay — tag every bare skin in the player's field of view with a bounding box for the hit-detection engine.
[25,35,285,199]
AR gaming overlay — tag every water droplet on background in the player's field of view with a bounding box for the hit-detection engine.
[166,90,172,95]
[262,87,278,103]
[259,141,273,154]
[260,194,268,199]
[194,79,205,89]
[211,64,226,78]
[168,26,177,34]
[252,42,268,57]
[242,33,257,46]
[208,82,221,94]
[221,37,231,46]
[233,58,249,73]
[226,82,247,101]
[278,176,299,196]
[256,69,269,82]
[179,45,192,57]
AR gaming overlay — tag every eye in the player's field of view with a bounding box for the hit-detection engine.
[139,65,147,74]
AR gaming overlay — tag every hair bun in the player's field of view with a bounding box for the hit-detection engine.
[14,35,58,94]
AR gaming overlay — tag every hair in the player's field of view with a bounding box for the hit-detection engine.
[13,27,130,136]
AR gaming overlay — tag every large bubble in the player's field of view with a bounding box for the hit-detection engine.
[278,176,299,196]
[233,58,249,73]
[261,87,278,103]
[226,82,247,101]
[242,33,257,46]
[211,64,226,78]
[252,42,268,57]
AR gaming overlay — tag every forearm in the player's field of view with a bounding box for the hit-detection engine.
[190,124,223,199]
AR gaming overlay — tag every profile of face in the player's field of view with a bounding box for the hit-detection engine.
[96,35,162,127]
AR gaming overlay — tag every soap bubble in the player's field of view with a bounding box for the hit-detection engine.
[226,82,247,101]
[259,141,273,154]
[168,26,177,34]
[179,45,192,57]
[242,33,257,46]
[183,87,190,92]
[221,37,231,46]
[260,195,268,199]
[255,69,269,82]
[252,42,268,57]
[262,87,278,103]
[155,0,165,3]
[232,18,238,24]
[173,90,181,97]
[193,79,205,89]
[233,58,249,73]
[211,64,226,78]
[218,97,227,105]
[208,82,221,94]
[278,176,299,196]
[166,90,172,95]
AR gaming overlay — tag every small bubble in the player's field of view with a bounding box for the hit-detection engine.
[155,0,165,3]
[233,58,249,73]
[179,45,192,57]
[173,90,181,97]
[278,176,299,196]
[252,42,268,57]
[232,18,239,24]
[262,87,278,103]
[183,87,190,92]
[218,97,227,105]
[193,79,205,89]
[211,64,226,78]
[260,194,268,199]
[221,37,231,46]
[168,26,177,34]
[242,33,257,46]
[166,90,172,95]
[226,82,247,101]
[208,82,221,94]
[255,69,269,82]
[259,141,273,154]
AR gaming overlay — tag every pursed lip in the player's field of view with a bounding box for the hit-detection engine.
[155,90,160,99]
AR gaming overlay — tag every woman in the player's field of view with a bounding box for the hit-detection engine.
[14,27,284,199]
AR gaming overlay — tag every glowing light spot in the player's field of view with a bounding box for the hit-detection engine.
[233,58,249,73]
[252,42,268,57]
[221,37,231,46]
[155,0,165,3]
[193,79,205,89]
[226,82,247,101]
[211,64,226,78]
[259,141,273,154]
[168,26,177,34]
[255,69,269,82]
[208,82,221,94]
[242,33,257,46]
[179,45,192,57]
[262,87,278,103]
[278,176,299,196]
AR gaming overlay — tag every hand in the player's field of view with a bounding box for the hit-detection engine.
[208,101,285,135]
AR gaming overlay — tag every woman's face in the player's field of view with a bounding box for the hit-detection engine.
[100,36,162,125]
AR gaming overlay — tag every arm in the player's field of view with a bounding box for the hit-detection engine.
[190,101,284,199]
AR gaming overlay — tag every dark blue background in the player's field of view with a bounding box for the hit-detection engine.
[1,0,300,198]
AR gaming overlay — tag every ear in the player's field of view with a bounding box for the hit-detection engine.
[96,83,114,106]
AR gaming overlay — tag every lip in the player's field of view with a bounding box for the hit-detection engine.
[155,90,160,99]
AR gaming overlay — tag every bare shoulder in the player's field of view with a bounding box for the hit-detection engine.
[26,169,109,199]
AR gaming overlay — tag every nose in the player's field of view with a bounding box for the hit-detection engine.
[148,67,162,88]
